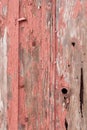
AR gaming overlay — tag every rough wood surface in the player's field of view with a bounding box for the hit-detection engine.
[0,0,19,130]
[7,0,19,130]
[0,1,7,129]
[56,0,87,130]
[19,0,56,130]
[0,0,87,130]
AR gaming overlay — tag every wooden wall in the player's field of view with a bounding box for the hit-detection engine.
[0,0,87,130]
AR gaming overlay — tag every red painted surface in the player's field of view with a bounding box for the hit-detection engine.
[0,0,87,130]
[19,1,56,129]
[0,0,19,129]
[7,1,19,130]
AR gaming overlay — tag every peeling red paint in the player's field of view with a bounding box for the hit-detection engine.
[73,0,82,18]
[7,0,19,130]
[0,0,87,130]
[58,8,66,29]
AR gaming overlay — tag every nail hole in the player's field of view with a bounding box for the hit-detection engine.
[61,88,68,94]
[68,64,70,67]
[71,42,75,47]
[25,117,28,122]
[32,41,36,47]
[20,85,24,88]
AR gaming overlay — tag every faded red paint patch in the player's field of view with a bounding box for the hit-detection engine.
[56,104,67,130]
[19,88,28,126]
[7,0,19,129]
[56,76,70,90]
[73,0,82,18]
[59,7,66,29]
[84,1,87,17]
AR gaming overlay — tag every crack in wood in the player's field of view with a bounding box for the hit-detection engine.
[65,118,68,130]
[80,68,84,118]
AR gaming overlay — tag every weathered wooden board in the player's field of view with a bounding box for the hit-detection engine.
[56,0,87,130]
[7,0,19,130]
[18,0,56,130]
[0,0,87,130]
[0,0,19,130]
[0,1,7,129]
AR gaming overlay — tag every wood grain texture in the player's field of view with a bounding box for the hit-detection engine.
[56,0,87,130]
[18,0,56,130]
[0,1,7,129]
[7,0,19,130]
[0,0,19,130]
[0,0,87,130]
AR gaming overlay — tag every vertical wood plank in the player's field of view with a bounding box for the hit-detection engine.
[56,0,87,130]
[18,0,56,130]
[0,1,7,129]
[7,0,19,130]
[0,0,19,129]
[1,0,87,130]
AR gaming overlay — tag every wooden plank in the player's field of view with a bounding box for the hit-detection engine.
[56,0,87,130]
[1,0,87,130]
[0,1,7,129]
[0,0,19,129]
[7,0,19,130]
[18,0,56,130]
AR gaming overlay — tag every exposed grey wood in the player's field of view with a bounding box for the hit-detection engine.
[56,0,87,130]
